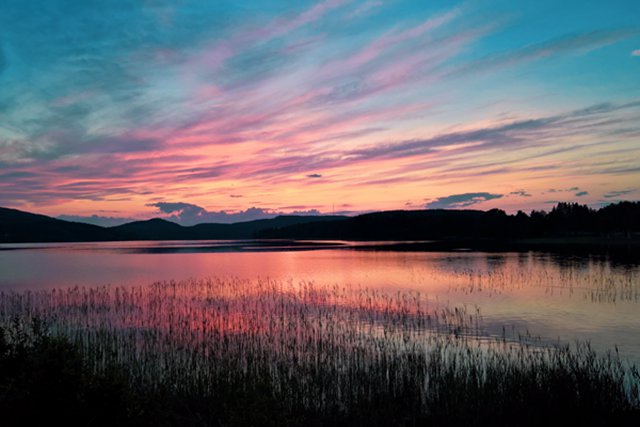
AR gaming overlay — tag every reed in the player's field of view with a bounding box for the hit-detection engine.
[1,278,638,426]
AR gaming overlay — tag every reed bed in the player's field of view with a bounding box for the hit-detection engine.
[441,257,640,303]
[1,278,639,426]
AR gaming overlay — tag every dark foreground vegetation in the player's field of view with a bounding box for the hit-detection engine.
[1,279,639,426]
[1,201,639,245]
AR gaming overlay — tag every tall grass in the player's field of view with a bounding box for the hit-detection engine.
[1,278,638,426]
[439,255,640,303]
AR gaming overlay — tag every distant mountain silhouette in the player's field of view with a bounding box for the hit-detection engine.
[1,202,639,244]
[0,207,346,243]
[189,216,348,239]
[109,215,347,241]
[111,218,188,240]
[0,207,117,243]
[256,202,640,241]
[257,209,500,240]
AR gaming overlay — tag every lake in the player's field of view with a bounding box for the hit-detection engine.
[1,239,639,364]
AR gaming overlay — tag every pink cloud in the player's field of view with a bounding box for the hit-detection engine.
[270,0,348,38]
[348,0,383,18]
[341,9,459,71]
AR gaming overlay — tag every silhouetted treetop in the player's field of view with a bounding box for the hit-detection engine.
[1,202,639,243]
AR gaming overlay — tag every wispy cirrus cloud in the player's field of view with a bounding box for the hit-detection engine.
[348,0,383,18]
[452,28,640,77]
[2,98,638,211]
[352,102,638,160]
[1,1,639,217]
[603,189,635,198]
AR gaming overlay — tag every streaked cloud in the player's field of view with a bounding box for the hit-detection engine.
[452,29,640,77]
[348,0,383,18]
[603,189,636,199]
[425,192,503,209]
[0,1,639,217]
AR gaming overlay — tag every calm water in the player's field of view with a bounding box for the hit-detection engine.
[1,240,639,364]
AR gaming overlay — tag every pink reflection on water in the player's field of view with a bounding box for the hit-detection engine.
[2,278,480,375]
[1,243,640,363]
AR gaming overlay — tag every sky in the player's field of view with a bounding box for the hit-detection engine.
[1,0,639,225]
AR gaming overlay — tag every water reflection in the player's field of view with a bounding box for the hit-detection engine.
[0,240,639,364]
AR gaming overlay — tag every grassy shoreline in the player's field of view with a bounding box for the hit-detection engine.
[1,279,639,426]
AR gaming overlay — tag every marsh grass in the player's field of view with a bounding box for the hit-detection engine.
[1,278,639,426]
[444,258,640,303]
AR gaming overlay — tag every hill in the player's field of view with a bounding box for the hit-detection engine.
[111,218,188,240]
[1,202,639,245]
[256,202,640,243]
[0,207,117,243]
[256,209,505,240]
[190,215,347,239]
[0,207,346,243]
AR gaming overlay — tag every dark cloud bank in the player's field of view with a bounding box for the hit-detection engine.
[425,192,503,209]
[148,202,321,226]
[57,214,138,227]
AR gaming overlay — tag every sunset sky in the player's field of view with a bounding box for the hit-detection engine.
[1,0,639,225]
